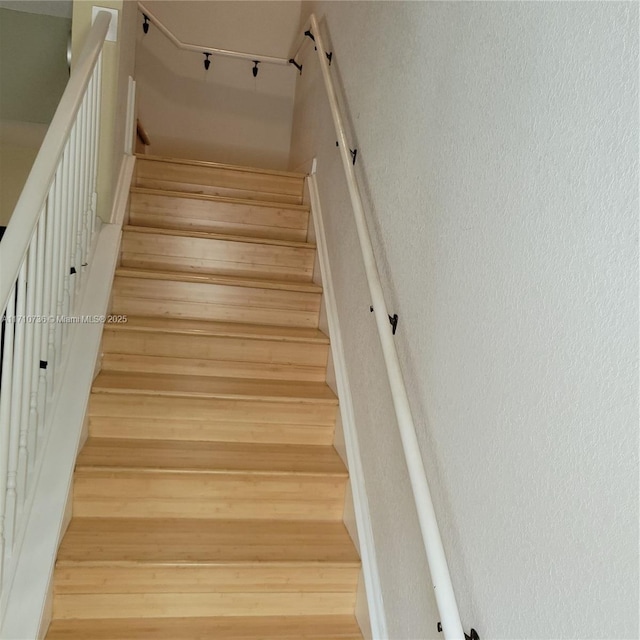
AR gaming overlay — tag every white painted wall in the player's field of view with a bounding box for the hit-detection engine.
[290,2,639,639]
[135,0,301,170]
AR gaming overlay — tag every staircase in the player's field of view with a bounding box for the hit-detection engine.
[45,156,364,639]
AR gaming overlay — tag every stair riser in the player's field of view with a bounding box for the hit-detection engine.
[121,230,314,281]
[101,354,326,382]
[111,277,320,328]
[47,616,364,639]
[89,393,336,427]
[89,417,334,446]
[135,159,304,205]
[53,591,356,620]
[54,565,359,594]
[73,471,347,520]
[129,195,308,242]
[102,329,329,370]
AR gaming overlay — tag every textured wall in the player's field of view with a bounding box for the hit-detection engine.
[135,1,301,169]
[290,2,638,638]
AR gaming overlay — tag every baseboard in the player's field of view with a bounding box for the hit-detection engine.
[307,173,389,639]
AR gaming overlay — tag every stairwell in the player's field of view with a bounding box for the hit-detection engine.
[45,155,364,639]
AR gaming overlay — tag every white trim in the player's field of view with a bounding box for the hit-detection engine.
[307,174,389,639]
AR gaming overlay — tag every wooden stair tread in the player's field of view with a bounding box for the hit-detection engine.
[76,439,347,477]
[134,157,304,205]
[128,188,309,241]
[46,615,363,639]
[92,371,337,404]
[115,267,322,294]
[57,518,359,564]
[105,316,329,344]
[123,224,315,249]
[136,154,307,180]
[130,186,309,212]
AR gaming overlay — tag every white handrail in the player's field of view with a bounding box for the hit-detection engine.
[0,12,110,309]
[306,14,466,640]
[0,10,110,606]
[137,2,289,67]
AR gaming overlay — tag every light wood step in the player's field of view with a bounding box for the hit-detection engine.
[57,518,359,565]
[52,592,356,620]
[111,268,321,328]
[102,316,330,343]
[73,440,348,520]
[120,226,315,282]
[55,566,358,595]
[101,317,329,382]
[129,188,309,242]
[47,615,363,639]
[76,439,347,476]
[54,518,359,600]
[88,393,337,446]
[92,371,337,404]
[134,156,305,205]
[101,353,328,382]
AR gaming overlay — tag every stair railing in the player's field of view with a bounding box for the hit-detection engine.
[0,10,111,606]
[293,14,468,640]
[137,2,289,67]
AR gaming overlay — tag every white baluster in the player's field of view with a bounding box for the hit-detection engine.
[87,68,98,238]
[58,134,73,358]
[40,175,55,418]
[18,239,37,505]
[29,214,46,465]
[0,289,16,585]
[73,103,84,301]
[66,122,79,323]
[49,149,66,397]
[80,91,90,274]
[91,54,103,235]
[6,261,27,554]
